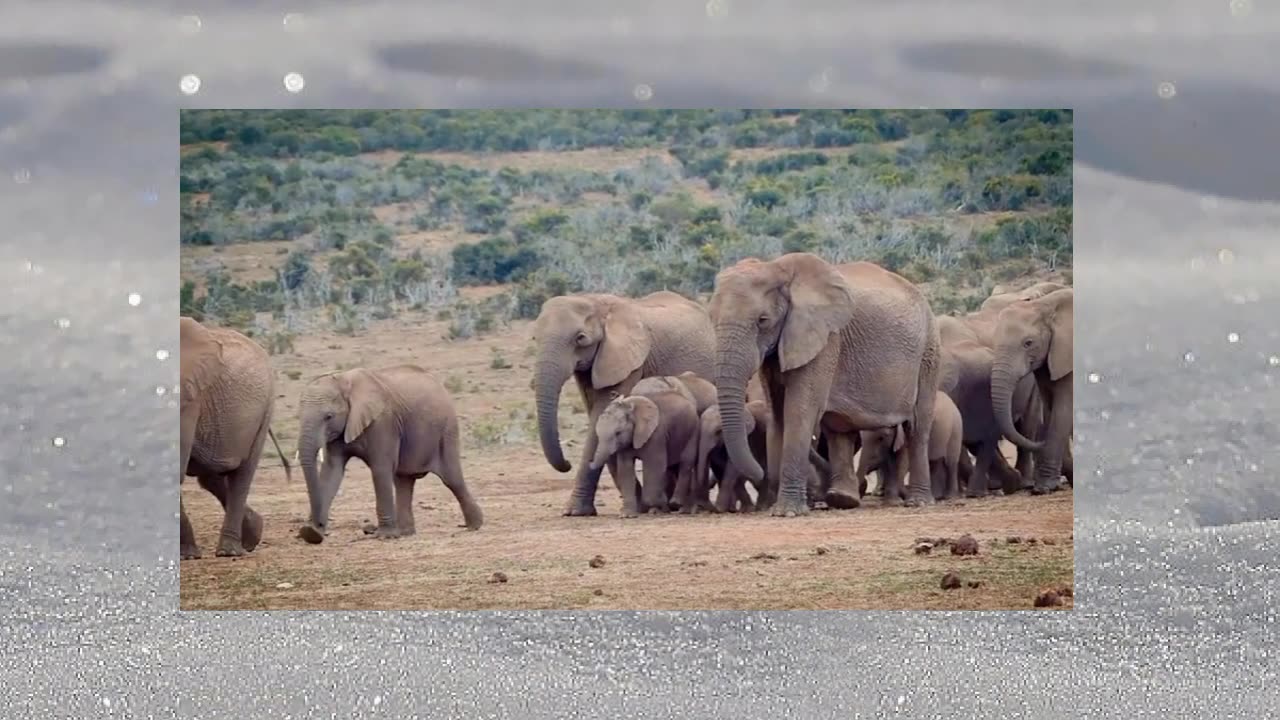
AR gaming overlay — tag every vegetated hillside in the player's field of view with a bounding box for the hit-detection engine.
[180,109,1072,343]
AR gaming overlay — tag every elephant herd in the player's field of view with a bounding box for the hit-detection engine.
[180,251,1073,559]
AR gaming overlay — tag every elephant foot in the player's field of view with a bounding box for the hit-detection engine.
[1030,483,1062,496]
[771,495,810,518]
[298,525,326,545]
[879,493,905,508]
[372,525,402,539]
[180,544,202,560]
[646,506,668,515]
[242,509,264,552]
[677,503,697,515]
[966,488,989,499]
[563,499,599,517]
[824,489,861,510]
[214,540,247,558]
[903,493,935,508]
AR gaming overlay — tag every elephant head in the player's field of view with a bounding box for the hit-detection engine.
[707,253,856,482]
[296,369,387,532]
[991,288,1073,450]
[588,396,660,471]
[533,295,651,473]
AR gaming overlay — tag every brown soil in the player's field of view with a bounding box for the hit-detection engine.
[179,312,1074,611]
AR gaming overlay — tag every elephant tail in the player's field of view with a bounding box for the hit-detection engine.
[269,427,293,483]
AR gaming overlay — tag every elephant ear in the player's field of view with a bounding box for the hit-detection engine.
[630,396,661,450]
[1045,290,1073,381]
[340,370,389,444]
[777,254,857,372]
[592,301,651,389]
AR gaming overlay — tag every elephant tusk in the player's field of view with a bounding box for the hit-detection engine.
[293,450,300,463]
[318,446,326,464]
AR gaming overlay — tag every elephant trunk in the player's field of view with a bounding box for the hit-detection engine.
[992,359,1044,451]
[588,431,612,471]
[714,324,764,482]
[297,415,329,530]
[534,353,575,473]
[695,425,717,498]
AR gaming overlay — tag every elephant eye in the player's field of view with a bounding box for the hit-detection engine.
[575,332,590,346]
[1022,339,1034,349]
[757,314,769,327]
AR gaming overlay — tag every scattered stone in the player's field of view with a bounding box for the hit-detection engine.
[914,537,933,545]
[1059,586,1074,598]
[489,572,508,584]
[935,537,951,546]
[1007,536,1023,544]
[362,523,377,535]
[592,589,604,596]
[967,581,982,588]
[750,552,781,561]
[684,560,707,567]
[940,573,962,590]
[275,582,294,590]
[1034,590,1062,607]
[1028,538,1039,545]
[950,535,979,556]
[588,555,606,568]
[1042,537,1057,546]
[815,546,830,555]
[914,543,934,555]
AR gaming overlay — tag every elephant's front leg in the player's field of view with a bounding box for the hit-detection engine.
[640,448,671,514]
[368,462,401,539]
[394,476,417,536]
[610,452,641,518]
[758,418,783,512]
[715,464,742,513]
[198,474,263,552]
[1032,382,1072,494]
[966,441,995,499]
[902,400,938,508]
[824,431,861,510]
[564,405,607,516]
[180,498,201,560]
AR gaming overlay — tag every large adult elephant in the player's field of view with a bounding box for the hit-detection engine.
[532,291,714,516]
[294,365,484,543]
[180,317,291,559]
[938,315,1039,497]
[966,281,1069,347]
[991,288,1073,495]
[709,253,942,516]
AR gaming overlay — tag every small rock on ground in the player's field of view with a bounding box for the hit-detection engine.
[940,573,962,590]
[914,543,933,555]
[588,555,606,568]
[815,546,829,555]
[950,535,979,556]
[1034,590,1062,607]
[489,572,508,584]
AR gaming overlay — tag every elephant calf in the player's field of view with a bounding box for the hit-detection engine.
[857,391,964,501]
[589,391,699,517]
[295,365,484,544]
[697,402,769,513]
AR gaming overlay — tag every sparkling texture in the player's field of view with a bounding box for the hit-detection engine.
[1157,81,1177,98]
[283,72,306,93]
[127,292,142,306]
[179,74,201,95]
[632,83,652,101]
[2,3,1279,718]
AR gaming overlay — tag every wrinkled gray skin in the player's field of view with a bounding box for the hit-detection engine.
[180,317,292,560]
[709,253,942,516]
[632,372,718,509]
[856,391,964,501]
[938,314,1042,497]
[532,291,714,517]
[589,392,700,517]
[295,365,483,543]
[992,289,1074,495]
[696,403,769,513]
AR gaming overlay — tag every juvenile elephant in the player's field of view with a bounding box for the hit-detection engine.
[855,391,964,501]
[180,317,291,560]
[294,365,484,544]
[709,253,942,516]
[992,289,1073,495]
[630,371,717,414]
[589,391,700,517]
[938,315,1041,497]
[696,402,770,513]
[532,291,714,517]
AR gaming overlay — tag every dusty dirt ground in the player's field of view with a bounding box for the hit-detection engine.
[178,312,1074,611]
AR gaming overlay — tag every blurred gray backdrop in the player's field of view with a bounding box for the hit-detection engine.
[0,0,1277,716]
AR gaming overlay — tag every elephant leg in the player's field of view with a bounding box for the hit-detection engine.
[179,499,201,560]
[179,402,200,560]
[930,461,946,500]
[563,418,605,516]
[825,432,861,510]
[214,425,266,557]
[991,448,1021,495]
[902,397,937,508]
[438,425,484,530]
[775,368,833,517]
[198,474,263,552]
[759,417,783,512]
[1032,384,1072,494]
[958,448,973,493]
[676,466,699,515]
[640,451,671,514]
[394,476,417,536]
[736,479,756,512]
[716,464,741,513]
[967,442,995,499]
[368,462,401,539]
[1061,441,1073,484]
[611,456,641,518]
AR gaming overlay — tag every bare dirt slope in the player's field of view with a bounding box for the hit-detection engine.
[178,312,1074,611]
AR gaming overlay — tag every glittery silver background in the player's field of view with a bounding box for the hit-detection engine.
[2,0,1278,716]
